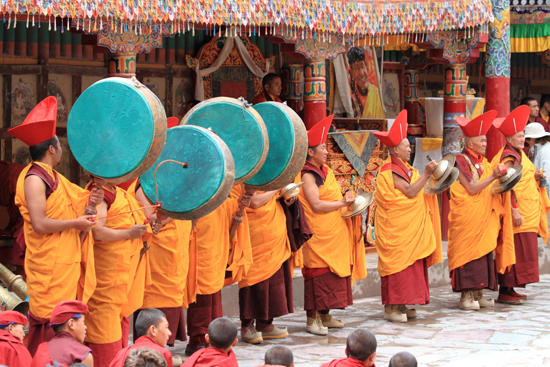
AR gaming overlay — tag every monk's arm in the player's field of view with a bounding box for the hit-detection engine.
[135,186,172,230]
[91,201,147,241]
[392,171,430,199]
[249,190,278,209]
[302,173,352,213]
[81,352,93,367]
[457,167,502,196]
[24,175,95,234]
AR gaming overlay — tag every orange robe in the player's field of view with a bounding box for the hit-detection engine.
[448,155,515,274]
[374,157,442,277]
[85,186,152,347]
[14,162,96,319]
[298,166,366,282]
[194,188,252,295]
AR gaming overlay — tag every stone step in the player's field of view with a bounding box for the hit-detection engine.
[220,238,550,317]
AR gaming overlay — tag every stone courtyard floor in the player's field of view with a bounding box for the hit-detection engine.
[169,274,550,367]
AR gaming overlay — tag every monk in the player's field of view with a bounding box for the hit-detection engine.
[251,73,283,104]
[131,117,194,347]
[320,329,377,367]
[122,348,168,367]
[373,109,442,322]
[0,311,32,367]
[31,301,92,367]
[10,96,102,355]
[85,177,156,367]
[0,161,25,269]
[182,317,239,367]
[236,185,295,343]
[389,352,417,367]
[264,346,294,367]
[492,105,550,304]
[449,111,515,310]
[185,188,252,355]
[109,309,173,367]
[299,115,366,335]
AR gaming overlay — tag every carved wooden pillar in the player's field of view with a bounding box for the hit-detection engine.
[281,64,303,114]
[303,59,326,130]
[107,52,137,78]
[442,63,467,156]
[404,69,423,137]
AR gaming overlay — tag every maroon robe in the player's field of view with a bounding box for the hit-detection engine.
[320,357,374,367]
[0,329,33,367]
[182,347,238,367]
[186,291,223,337]
[0,161,25,266]
[108,336,173,367]
[381,258,430,305]
[31,332,91,367]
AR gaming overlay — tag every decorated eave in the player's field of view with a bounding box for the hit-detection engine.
[3,0,494,39]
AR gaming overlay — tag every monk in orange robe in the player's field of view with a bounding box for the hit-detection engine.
[84,178,154,367]
[0,311,32,367]
[185,187,252,356]
[235,185,297,343]
[10,97,102,355]
[130,118,195,347]
[251,73,283,104]
[298,115,366,336]
[448,111,516,310]
[491,105,550,304]
[373,110,442,322]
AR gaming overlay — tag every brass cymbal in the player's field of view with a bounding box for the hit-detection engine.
[341,193,374,218]
[491,165,523,195]
[424,167,459,195]
[277,182,304,200]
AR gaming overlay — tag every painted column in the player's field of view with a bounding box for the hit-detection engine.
[485,0,511,160]
[442,63,467,156]
[281,64,304,114]
[107,52,137,78]
[303,59,327,130]
[404,69,423,137]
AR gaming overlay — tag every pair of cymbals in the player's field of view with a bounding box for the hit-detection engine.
[341,193,375,218]
[424,154,460,195]
[491,165,523,194]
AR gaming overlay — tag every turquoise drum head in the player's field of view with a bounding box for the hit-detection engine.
[140,125,235,220]
[68,77,166,184]
[246,102,308,190]
[181,97,268,184]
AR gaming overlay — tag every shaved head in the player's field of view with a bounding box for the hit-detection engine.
[346,329,377,362]
[265,346,293,367]
[207,317,237,349]
[389,352,417,367]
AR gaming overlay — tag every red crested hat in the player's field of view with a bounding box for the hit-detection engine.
[493,105,530,137]
[307,115,334,147]
[0,310,28,327]
[167,117,179,129]
[50,300,88,326]
[372,109,408,147]
[456,110,497,138]
[8,96,57,147]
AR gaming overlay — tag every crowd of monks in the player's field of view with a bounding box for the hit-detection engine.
[0,73,547,367]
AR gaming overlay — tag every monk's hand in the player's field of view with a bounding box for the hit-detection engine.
[341,191,355,206]
[151,220,162,235]
[75,215,96,232]
[424,160,438,175]
[239,194,252,208]
[512,208,523,228]
[492,166,505,179]
[128,224,148,239]
[89,186,104,206]
[284,197,296,206]
[535,169,545,181]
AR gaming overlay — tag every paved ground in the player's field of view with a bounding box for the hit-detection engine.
[169,274,550,367]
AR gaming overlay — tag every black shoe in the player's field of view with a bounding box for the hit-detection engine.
[185,343,207,356]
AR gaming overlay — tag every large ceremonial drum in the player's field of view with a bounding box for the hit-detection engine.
[140,125,235,220]
[67,77,167,184]
[181,97,268,184]
[245,102,308,190]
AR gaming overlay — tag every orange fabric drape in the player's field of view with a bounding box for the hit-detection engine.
[374,157,442,277]
[492,148,550,241]
[85,186,152,345]
[298,166,367,282]
[15,162,96,319]
[237,187,291,289]
[194,187,252,295]
[448,158,515,274]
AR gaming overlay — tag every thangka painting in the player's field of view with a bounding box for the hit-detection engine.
[11,138,31,167]
[11,77,36,126]
[144,78,165,107]
[174,77,194,120]
[345,46,385,119]
[382,73,400,119]
[47,75,71,127]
